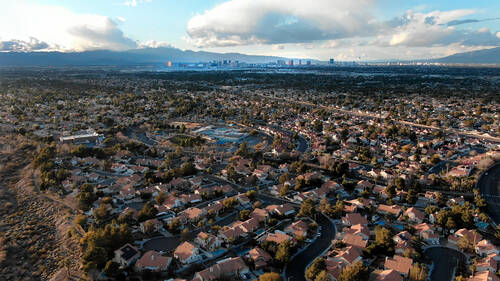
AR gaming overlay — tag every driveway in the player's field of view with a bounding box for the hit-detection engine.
[425,247,466,281]
[477,163,500,224]
[285,213,336,281]
[142,236,181,253]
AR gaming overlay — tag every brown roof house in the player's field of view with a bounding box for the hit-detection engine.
[285,220,309,238]
[342,213,368,226]
[384,255,413,277]
[192,257,249,281]
[248,247,272,270]
[174,242,201,265]
[135,251,172,272]
[402,207,425,223]
[371,269,404,281]
[377,205,402,217]
[194,232,223,253]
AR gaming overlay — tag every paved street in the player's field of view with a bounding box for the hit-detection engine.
[285,213,336,281]
[425,247,466,281]
[478,163,500,224]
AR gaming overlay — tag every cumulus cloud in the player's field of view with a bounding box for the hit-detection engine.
[445,17,500,26]
[138,40,173,48]
[379,10,500,47]
[187,0,378,47]
[68,18,137,51]
[0,37,49,51]
[0,2,137,51]
[124,0,152,7]
[187,1,500,51]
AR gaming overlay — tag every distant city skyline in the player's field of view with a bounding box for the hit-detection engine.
[1,0,499,61]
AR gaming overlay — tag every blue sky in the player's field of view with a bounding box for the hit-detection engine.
[1,0,499,60]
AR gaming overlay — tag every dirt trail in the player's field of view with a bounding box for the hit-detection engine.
[0,139,82,281]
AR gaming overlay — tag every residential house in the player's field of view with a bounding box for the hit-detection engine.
[384,255,413,277]
[476,240,500,256]
[248,247,272,270]
[114,243,140,267]
[343,224,370,240]
[343,233,368,249]
[135,251,172,272]
[285,220,309,238]
[342,213,368,226]
[467,271,500,281]
[192,257,249,281]
[180,207,206,221]
[331,246,362,266]
[195,232,222,252]
[371,269,403,281]
[265,204,295,216]
[250,208,269,222]
[174,242,201,265]
[265,231,294,245]
[140,218,163,234]
[403,207,425,223]
[377,205,402,217]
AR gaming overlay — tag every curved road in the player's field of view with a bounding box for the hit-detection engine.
[285,213,336,281]
[478,163,500,224]
[425,247,466,281]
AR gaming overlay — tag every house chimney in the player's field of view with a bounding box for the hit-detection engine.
[151,254,155,261]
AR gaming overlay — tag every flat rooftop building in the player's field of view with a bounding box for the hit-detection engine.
[59,131,102,144]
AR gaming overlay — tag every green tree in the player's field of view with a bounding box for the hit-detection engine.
[306,258,326,280]
[385,185,396,198]
[425,205,438,215]
[138,201,158,222]
[259,272,282,281]
[337,262,369,281]
[445,217,456,231]
[240,210,251,221]
[279,173,290,184]
[94,204,110,225]
[279,184,289,197]
[315,270,332,281]
[409,263,428,281]
[495,225,500,240]
[74,214,88,228]
[457,236,475,254]
[275,240,293,265]
[298,198,316,217]
[103,260,120,277]
[82,245,107,272]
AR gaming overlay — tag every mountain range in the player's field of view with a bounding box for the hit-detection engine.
[432,47,500,64]
[0,47,294,66]
[0,46,499,66]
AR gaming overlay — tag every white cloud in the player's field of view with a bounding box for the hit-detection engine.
[187,0,378,47]
[138,40,172,48]
[0,2,137,51]
[0,37,49,51]
[377,10,500,47]
[321,40,344,49]
[124,0,152,7]
[187,1,500,51]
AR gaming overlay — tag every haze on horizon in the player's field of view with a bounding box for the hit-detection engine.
[0,0,499,61]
